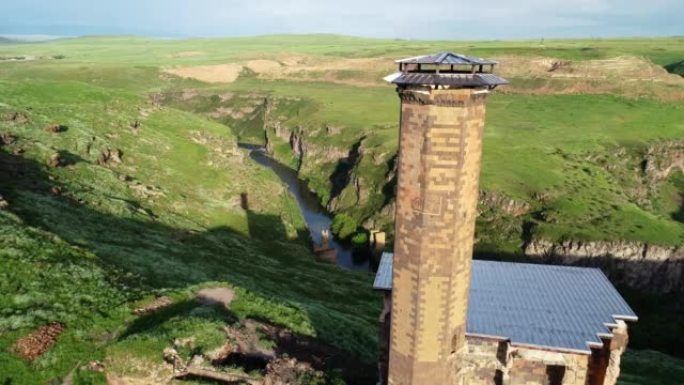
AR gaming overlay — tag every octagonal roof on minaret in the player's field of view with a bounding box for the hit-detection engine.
[385,51,508,88]
[396,52,497,66]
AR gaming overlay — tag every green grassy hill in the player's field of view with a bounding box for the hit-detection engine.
[0,35,683,384]
[0,72,378,384]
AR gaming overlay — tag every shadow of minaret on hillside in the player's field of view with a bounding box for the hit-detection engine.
[240,191,289,242]
[673,196,684,223]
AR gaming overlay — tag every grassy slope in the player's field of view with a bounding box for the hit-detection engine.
[0,73,379,383]
[485,94,684,244]
[0,35,683,383]
[619,350,684,385]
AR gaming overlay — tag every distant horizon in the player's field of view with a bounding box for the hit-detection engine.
[2,32,683,44]
[1,0,682,41]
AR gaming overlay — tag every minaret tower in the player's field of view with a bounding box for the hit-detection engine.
[384,53,507,385]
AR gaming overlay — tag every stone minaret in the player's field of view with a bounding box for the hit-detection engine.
[384,53,507,385]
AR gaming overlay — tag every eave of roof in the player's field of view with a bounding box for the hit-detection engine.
[385,72,509,87]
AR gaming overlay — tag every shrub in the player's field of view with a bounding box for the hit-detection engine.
[72,369,107,385]
[350,231,369,250]
[331,214,357,240]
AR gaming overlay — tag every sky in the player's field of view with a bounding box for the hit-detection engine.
[1,0,682,40]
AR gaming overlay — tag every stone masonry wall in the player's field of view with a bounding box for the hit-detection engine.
[510,358,549,385]
[388,87,488,385]
[461,336,506,385]
[462,336,593,385]
[602,321,629,385]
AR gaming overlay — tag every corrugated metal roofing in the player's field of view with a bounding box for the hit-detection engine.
[387,72,509,87]
[372,253,392,290]
[372,253,637,354]
[396,52,497,66]
[373,252,394,290]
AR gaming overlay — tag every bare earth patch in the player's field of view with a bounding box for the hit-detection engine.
[246,59,283,73]
[497,55,683,83]
[196,287,235,307]
[495,55,684,99]
[106,350,174,385]
[163,64,243,83]
[133,296,173,315]
[242,55,393,86]
[106,367,172,385]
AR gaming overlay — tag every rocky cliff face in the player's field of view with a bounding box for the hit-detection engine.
[524,239,683,294]
[266,120,307,167]
[263,104,370,214]
[264,101,349,162]
[479,191,531,217]
[642,140,684,182]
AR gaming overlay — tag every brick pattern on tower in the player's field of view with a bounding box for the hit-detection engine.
[388,88,488,385]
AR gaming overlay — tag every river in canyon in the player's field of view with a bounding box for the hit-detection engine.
[239,144,370,272]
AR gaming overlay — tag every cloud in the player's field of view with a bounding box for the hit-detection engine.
[0,0,682,38]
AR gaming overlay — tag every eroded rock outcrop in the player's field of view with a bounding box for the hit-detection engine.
[0,132,17,146]
[265,121,310,164]
[2,111,30,124]
[524,239,683,293]
[47,152,64,168]
[289,129,304,161]
[189,130,242,167]
[0,194,9,210]
[642,140,684,182]
[479,191,531,217]
[97,148,123,166]
[45,123,67,133]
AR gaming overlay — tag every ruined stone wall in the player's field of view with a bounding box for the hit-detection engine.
[509,358,549,385]
[388,87,488,385]
[600,321,629,385]
[461,336,593,385]
[460,327,632,385]
[461,336,506,385]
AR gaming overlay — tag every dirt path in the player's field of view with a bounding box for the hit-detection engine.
[163,64,243,83]
[196,287,235,307]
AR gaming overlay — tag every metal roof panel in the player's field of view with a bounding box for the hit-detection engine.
[372,254,637,353]
[396,52,497,65]
[373,252,394,290]
[389,72,508,87]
